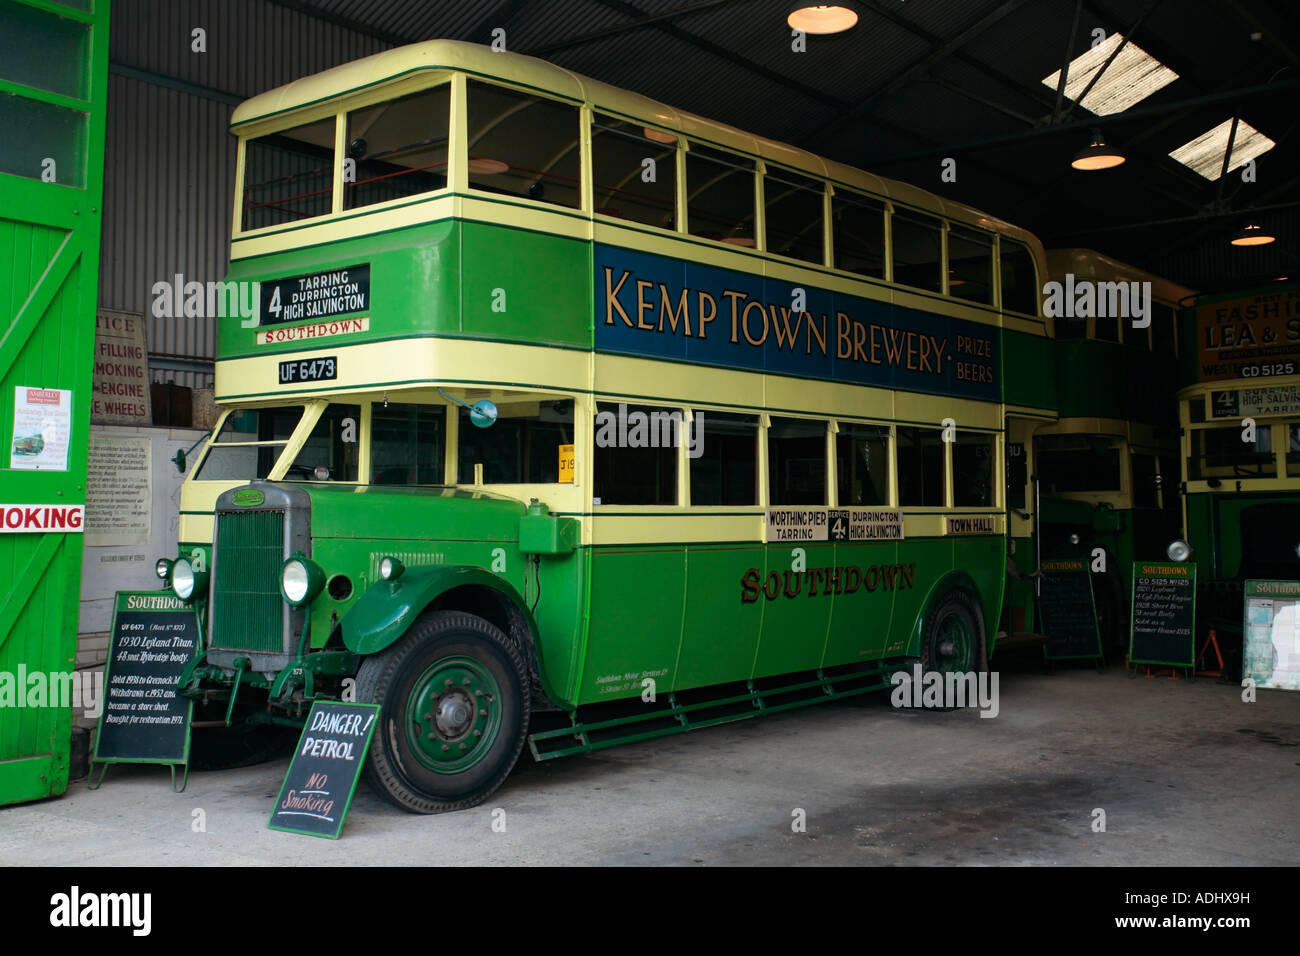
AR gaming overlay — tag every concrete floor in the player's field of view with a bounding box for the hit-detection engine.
[2,665,1297,866]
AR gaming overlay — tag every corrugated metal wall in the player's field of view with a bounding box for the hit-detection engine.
[99,0,390,375]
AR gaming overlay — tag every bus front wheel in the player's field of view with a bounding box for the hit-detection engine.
[355,609,530,813]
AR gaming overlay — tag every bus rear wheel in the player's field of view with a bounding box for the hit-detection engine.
[355,610,530,814]
[921,589,986,677]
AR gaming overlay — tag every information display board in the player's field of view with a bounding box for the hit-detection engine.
[1128,562,1196,668]
[1243,580,1300,691]
[1038,559,1104,661]
[91,591,199,790]
[269,701,380,839]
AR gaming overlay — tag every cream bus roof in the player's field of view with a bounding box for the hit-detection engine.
[1045,248,1197,307]
[231,38,1043,250]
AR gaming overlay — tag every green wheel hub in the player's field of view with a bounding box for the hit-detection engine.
[934,611,974,673]
[405,655,503,774]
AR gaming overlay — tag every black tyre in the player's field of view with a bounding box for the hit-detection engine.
[920,589,987,678]
[355,610,530,813]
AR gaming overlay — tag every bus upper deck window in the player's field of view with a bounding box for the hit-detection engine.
[458,399,573,484]
[1000,241,1038,316]
[345,85,450,210]
[1152,304,1176,355]
[953,432,995,507]
[832,191,885,279]
[764,166,824,265]
[686,143,755,247]
[371,403,446,485]
[690,411,758,506]
[1093,310,1119,342]
[836,423,888,506]
[891,212,943,294]
[591,114,677,229]
[243,118,336,230]
[947,226,993,305]
[593,402,678,505]
[896,426,944,506]
[769,417,826,506]
[466,81,581,209]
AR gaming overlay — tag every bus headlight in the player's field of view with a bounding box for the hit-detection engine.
[155,557,173,582]
[281,554,325,606]
[171,558,207,601]
[1068,533,1081,545]
[1166,539,1192,562]
[379,556,405,581]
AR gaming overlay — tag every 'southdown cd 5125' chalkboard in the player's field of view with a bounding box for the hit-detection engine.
[1129,562,1196,668]
[90,591,200,791]
[269,701,380,839]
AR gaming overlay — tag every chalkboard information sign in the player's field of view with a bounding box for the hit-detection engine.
[1129,562,1197,668]
[91,591,200,790]
[1038,559,1104,661]
[269,701,380,839]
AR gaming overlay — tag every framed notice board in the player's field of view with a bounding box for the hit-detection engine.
[90,591,200,792]
[269,701,380,839]
[1243,580,1300,691]
[1128,562,1196,669]
[1038,559,1105,661]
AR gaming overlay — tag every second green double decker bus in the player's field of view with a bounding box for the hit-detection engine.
[165,40,1054,812]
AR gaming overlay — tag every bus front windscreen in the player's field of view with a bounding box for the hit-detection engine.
[194,406,303,480]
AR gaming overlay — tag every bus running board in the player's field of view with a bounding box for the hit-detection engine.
[528,660,901,761]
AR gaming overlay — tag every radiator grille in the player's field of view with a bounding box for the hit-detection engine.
[212,509,285,653]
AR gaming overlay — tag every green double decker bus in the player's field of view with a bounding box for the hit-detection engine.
[163,39,1056,812]
[1178,282,1300,647]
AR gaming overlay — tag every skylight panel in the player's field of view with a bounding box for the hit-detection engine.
[1168,118,1276,180]
[1041,33,1179,115]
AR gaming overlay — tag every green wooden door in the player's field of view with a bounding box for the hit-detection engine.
[0,0,109,805]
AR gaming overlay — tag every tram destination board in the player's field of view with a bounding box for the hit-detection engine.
[1129,563,1196,668]
[93,591,199,765]
[269,701,380,839]
[1038,559,1104,660]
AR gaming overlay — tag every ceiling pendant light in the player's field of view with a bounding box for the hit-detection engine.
[1230,222,1276,246]
[787,3,859,34]
[1071,129,1126,170]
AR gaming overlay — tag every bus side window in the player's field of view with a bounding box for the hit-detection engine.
[764,166,824,265]
[953,431,996,507]
[345,85,451,210]
[896,426,944,506]
[832,191,885,279]
[591,114,677,229]
[836,423,888,506]
[1000,241,1038,316]
[465,81,581,209]
[768,417,826,505]
[891,211,943,294]
[689,410,758,506]
[686,143,755,247]
[592,402,678,505]
[947,227,993,305]
[458,399,573,483]
[371,403,446,485]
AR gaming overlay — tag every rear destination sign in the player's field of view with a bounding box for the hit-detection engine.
[260,264,370,326]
